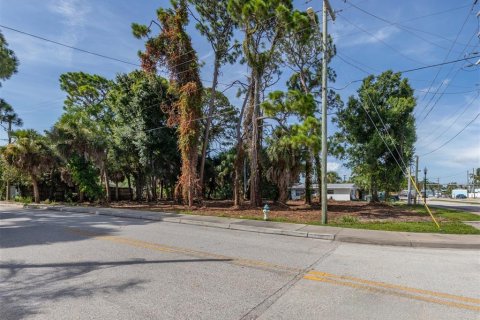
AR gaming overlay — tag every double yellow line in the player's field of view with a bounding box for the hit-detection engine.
[303,271,480,312]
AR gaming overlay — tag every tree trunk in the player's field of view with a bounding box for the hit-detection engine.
[160,179,164,200]
[304,153,312,205]
[199,59,220,197]
[250,69,262,207]
[31,176,40,203]
[6,121,12,201]
[6,181,10,201]
[103,165,111,203]
[127,174,132,201]
[314,154,322,203]
[278,176,289,204]
[371,179,379,202]
[146,179,151,202]
[115,181,119,201]
[151,175,157,201]
[79,189,84,203]
[135,172,143,202]
[233,83,252,207]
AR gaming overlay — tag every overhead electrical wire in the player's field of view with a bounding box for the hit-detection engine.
[344,0,473,54]
[416,32,478,124]
[2,8,478,160]
[420,112,480,157]
[336,12,427,66]
[419,91,480,145]
[415,4,475,109]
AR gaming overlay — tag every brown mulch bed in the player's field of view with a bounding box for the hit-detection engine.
[110,200,440,224]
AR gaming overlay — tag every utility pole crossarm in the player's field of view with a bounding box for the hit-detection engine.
[324,0,336,21]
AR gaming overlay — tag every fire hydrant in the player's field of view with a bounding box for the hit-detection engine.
[263,204,270,221]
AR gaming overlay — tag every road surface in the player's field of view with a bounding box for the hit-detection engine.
[1,206,479,320]
[427,199,480,215]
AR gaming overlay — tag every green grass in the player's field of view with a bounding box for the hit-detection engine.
[165,203,480,234]
[394,203,480,221]
[328,221,480,234]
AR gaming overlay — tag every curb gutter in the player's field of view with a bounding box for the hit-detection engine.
[19,204,480,249]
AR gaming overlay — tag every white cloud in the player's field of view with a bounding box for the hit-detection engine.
[48,0,90,27]
[43,0,91,64]
[337,25,400,48]
[327,162,341,172]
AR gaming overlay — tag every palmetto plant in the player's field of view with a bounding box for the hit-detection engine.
[3,130,55,203]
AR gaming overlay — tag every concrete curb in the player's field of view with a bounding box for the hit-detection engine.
[22,204,336,241]
[0,202,25,208]
[19,204,480,249]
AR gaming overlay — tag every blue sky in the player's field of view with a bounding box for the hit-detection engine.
[0,0,479,185]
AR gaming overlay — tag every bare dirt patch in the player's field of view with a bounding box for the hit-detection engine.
[110,200,441,224]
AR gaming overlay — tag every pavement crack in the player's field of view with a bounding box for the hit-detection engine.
[238,243,340,320]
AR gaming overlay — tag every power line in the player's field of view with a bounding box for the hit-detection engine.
[419,91,480,144]
[336,13,426,66]
[0,24,141,67]
[399,54,480,73]
[416,33,478,124]
[333,3,477,50]
[331,54,480,90]
[415,4,475,117]
[344,0,472,54]
[420,112,480,157]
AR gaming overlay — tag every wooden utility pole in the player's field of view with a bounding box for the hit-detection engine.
[308,0,335,224]
[473,168,476,198]
[407,164,412,205]
[414,155,419,205]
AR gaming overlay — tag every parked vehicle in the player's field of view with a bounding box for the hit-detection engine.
[455,194,467,199]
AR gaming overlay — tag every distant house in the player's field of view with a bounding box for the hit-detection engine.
[289,183,357,201]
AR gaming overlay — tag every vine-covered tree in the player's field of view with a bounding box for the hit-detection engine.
[334,71,416,201]
[132,0,203,207]
[188,0,239,195]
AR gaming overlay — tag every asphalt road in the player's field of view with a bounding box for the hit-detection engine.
[427,199,480,215]
[1,206,479,320]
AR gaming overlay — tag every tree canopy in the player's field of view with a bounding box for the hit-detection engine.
[334,71,416,201]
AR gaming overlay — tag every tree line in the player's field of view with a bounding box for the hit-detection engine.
[0,0,416,205]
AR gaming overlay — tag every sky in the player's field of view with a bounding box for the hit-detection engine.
[0,0,479,185]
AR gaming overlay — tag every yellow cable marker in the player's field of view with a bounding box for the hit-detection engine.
[409,175,440,229]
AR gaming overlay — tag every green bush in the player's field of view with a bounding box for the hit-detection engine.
[14,195,32,204]
[340,215,359,224]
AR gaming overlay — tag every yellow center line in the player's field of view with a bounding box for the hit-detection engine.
[66,227,302,274]
[306,270,480,305]
[303,274,480,312]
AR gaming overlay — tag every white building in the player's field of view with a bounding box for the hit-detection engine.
[289,183,357,201]
[451,189,467,198]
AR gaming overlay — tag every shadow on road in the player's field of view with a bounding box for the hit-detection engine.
[0,257,232,320]
[0,208,161,249]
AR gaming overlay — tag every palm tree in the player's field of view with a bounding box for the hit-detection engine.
[0,99,23,200]
[49,114,107,202]
[3,130,54,203]
[266,130,302,204]
[327,171,342,183]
